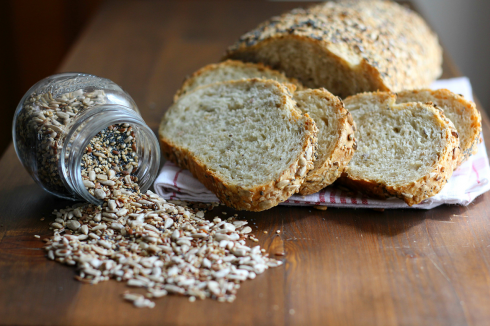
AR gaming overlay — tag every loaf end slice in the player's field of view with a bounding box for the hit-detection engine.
[396,88,481,165]
[340,92,459,206]
[175,60,303,101]
[294,89,356,195]
[159,79,318,211]
[225,1,442,98]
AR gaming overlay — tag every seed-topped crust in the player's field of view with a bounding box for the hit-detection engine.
[160,79,318,211]
[396,88,481,165]
[224,1,442,98]
[174,60,303,101]
[339,92,459,206]
[296,88,356,195]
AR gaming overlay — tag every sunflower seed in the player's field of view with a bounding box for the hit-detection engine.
[94,189,106,199]
[66,220,80,231]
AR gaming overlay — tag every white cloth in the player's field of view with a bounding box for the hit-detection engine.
[154,77,490,209]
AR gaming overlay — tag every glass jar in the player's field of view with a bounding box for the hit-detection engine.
[12,72,160,204]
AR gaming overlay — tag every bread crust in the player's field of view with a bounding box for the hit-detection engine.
[297,88,357,195]
[159,79,318,211]
[396,88,481,165]
[339,92,459,206]
[174,60,303,101]
[224,1,442,98]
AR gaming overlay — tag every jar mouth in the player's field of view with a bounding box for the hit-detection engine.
[59,104,160,205]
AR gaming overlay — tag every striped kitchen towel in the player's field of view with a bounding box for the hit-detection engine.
[154,77,490,209]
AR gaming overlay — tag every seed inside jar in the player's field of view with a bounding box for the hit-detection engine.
[16,89,107,196]
[81,123,140,199]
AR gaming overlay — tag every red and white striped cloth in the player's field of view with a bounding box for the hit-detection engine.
[154,78,490,209]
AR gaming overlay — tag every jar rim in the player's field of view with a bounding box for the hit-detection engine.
[59,104,160,205]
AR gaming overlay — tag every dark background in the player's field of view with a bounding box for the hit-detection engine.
[0,0,102,156]
[1,0,489,160]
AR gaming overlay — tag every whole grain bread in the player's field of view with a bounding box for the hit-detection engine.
[294,89,356,195]
[175,60,303,101]
[396,88,481,165]
[225,1,442,98]
[339,92,459,206]
[159,79,318,211]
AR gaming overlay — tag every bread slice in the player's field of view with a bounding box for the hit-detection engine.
[159,79,318,211]
[174,60,302,101]
[225,1,442,98]
[339,92,460,206]
[294,89,356,195]
[396,89,481,165]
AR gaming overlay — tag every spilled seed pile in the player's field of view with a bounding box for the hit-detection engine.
[44,123,282,308]
[45,191,282,308]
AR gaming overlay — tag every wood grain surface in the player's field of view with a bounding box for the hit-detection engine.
[1,1,490,325]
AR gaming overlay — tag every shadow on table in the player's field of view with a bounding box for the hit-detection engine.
[224,195,486,238]
[311,195,484,237]
[0,183,78,228]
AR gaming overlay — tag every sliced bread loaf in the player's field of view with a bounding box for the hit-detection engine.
[225,1,442,98]
[340,92,460,206]
[159,79,318,211]
[294,89,356,195]
[396,89,481,165]
[175,60,302,101]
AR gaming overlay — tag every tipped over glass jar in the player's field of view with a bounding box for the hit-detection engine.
[13,73,160,204]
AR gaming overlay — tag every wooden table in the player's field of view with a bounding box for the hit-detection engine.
[1,1,490,325]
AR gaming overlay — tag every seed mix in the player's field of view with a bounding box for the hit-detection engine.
[45,190,282,308]
[16,89,107,195]
[81,123,140,200]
